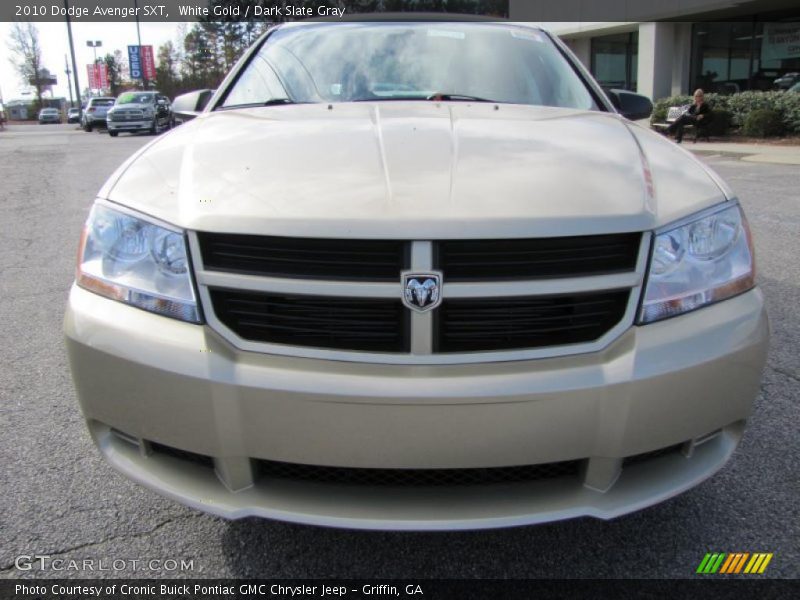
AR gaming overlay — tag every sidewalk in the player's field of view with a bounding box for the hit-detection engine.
[686,141,800,166]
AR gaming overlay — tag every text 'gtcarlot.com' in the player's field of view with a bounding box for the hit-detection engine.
[13,555,194,572]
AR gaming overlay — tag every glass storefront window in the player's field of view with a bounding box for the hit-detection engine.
[691,21,800,93]
[590,32,638,91]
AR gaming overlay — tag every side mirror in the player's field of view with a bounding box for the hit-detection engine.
[607,89,653,121]
[172,89,215,122]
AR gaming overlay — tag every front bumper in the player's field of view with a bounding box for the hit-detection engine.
[107,119,150,132]
[65,285,769,530]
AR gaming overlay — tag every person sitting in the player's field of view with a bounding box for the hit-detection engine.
[666,89,712,143]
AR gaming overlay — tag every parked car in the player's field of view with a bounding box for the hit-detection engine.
[66,20,768,530]
[67,107,81,123]
[38,108,61,124]
[81,97,115,131]
[106,91,173,136]
[774,72,800,89]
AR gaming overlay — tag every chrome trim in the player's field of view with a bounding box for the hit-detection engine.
[445,272,642,298]
[194,265,642,300]
[197,271,399,298]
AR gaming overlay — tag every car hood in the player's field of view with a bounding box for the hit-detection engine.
[104,102,728,238]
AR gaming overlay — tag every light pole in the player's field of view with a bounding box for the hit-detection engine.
[64,0,82,117]
[86,40,102,96]
[64,54,74,108]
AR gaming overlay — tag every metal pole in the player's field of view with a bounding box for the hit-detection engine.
[91,45,97,96]
[64,54,74,107]
[63,0,82,118]
[134,0,145,88]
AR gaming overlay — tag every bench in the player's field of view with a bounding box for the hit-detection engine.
[652,105,711,142]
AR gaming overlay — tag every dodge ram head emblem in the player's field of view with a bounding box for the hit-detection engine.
[402,272,443,312]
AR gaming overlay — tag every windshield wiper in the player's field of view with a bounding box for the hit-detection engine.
[218,99,299,111]
[352,94,500,103]
[427,93,498,103]
[262,98,295,106]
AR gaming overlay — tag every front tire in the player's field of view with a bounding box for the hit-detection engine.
[149,118,157,135]
[84,122,92,132]
[109,130,118,137]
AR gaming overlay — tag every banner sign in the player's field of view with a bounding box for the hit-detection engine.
[761,23,800,62]
[140,45,156,81]
[87,63,109,90]
[128,45,142,79]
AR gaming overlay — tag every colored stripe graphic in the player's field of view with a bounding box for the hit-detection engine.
[744,553,774,574]
[758,554,773,573]
[697,553,728,574]
[733,553,750,574]
[700,553,774,575]
[710,554,726,573]
[697,553,713,574]
[695,552,774,575]
[720,554,737,574]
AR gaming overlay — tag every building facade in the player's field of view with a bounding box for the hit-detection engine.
[511,0,800,100]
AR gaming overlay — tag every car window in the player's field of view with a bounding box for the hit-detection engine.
[222,23,597,110]
[93,99,115,107]
[223,56,289,107]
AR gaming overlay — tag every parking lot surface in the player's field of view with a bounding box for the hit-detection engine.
[0,124,797,579]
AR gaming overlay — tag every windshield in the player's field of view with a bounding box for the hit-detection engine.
[93,99,115,107]
[116,93,154,105]
[221,22,597,110]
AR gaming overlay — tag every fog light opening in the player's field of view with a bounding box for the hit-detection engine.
[682,429,723,458]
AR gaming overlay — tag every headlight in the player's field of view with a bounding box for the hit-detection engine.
[76,203,201,323]
[639,202,755,324]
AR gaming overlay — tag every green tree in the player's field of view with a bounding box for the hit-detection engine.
[182,24,220,89]
[103,51,125,97]
[7,22,45,112]
[155,41,181,98]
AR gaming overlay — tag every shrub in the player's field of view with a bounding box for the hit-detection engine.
[709,109,732,136]
[774,92,800,133]
[651,90,800,135]
[742,109,785,137]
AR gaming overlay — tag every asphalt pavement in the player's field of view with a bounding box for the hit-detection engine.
[0,123,797,580]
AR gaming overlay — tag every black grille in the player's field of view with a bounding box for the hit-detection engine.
[436,234,641,281]
[150,441,215,469]
[258,459,582,487]
[110,110,144,122]
[198,233,407,281]
[210,289,410,352]
[623,444,685,468]
[435,290,629,353]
